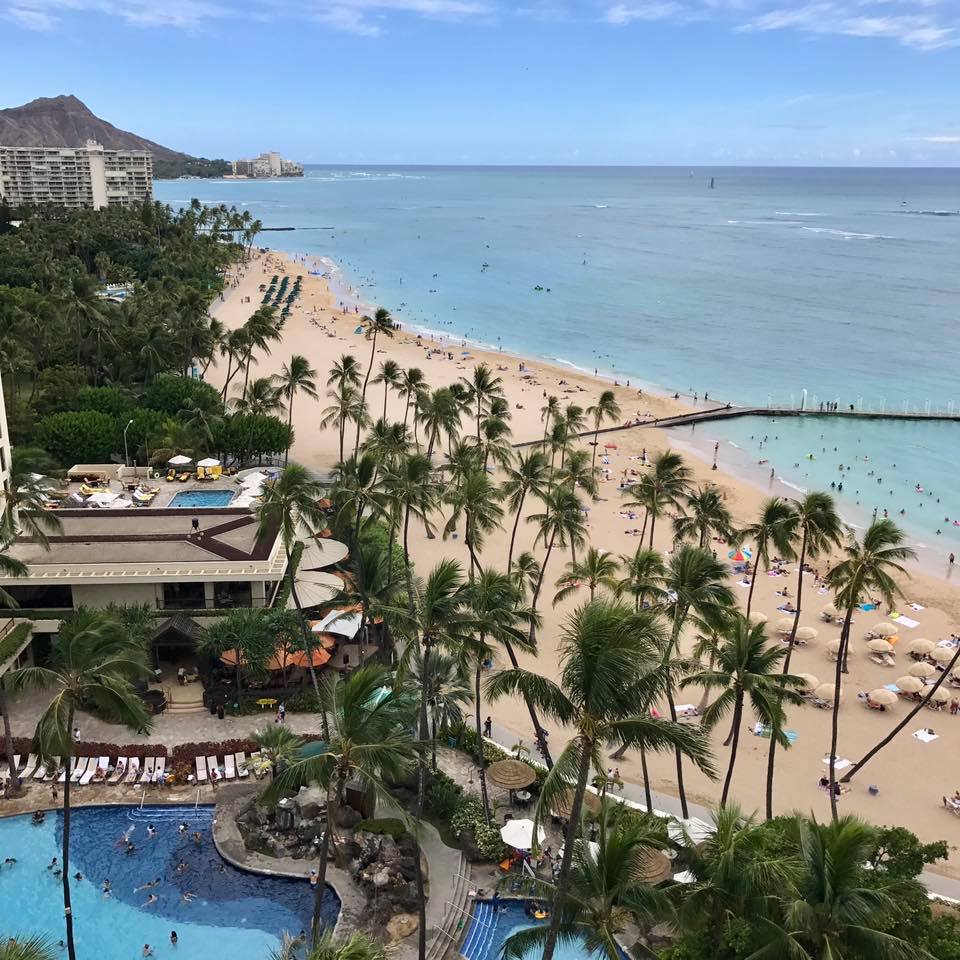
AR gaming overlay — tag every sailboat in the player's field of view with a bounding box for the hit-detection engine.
[709,177,715,189]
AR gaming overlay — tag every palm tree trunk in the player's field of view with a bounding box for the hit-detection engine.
[285,394,294,466]
[338,420,345,464]
[541,737,593,960]
[841,643,960,784]
[286,544,329,740]
[745,554,760,617]
[765,533,807,819]
[356,332,377,456]
[474,662,491,822]
[506,490,526,573]
[639,509,649,545]
[0,683,20,798]
[500,638,554,771]
[62,705,77,960]
[720,692,744,806]
[648,511,657,550]
[828,605,855,821]
[639,744,653,811]
[590,423,599,478]
[664,617,689,818]
[309,774,340,945]
[414,636,431,960]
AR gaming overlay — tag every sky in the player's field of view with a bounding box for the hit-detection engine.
[1,0,959,164]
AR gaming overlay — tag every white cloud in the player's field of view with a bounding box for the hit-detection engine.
[604,1,682,23]
[909,135,960,142]
[5,4,56,26]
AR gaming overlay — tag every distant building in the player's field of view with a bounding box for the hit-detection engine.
[231,151,303,178]
[0,140,152,209]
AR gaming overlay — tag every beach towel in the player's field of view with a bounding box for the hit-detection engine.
[860,603,877,612]
[892,615,919,629]
[910,603,925,612]
[822,757,851,770]
[913,729,939,743]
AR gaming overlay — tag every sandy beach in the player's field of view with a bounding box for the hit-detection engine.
[214,249,960,874]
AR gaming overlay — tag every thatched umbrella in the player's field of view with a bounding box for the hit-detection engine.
[487,758,537,791]
[797,673,820,691]
[873,623,898,638]
[796,626,819,642]
[825,638,842,658]
[748,611,768,626]
[552,788,602,818]
[775,618,795,634]
[821,603,839,620]
[636,848,673,885]
[814,682,843,700]
[930,687,951,704]
[909,662,936,678]
[867,688,898,706]
[907,638,935,655]
[931,647,955,664]
[895,676,924,693]
[867,638,894,653]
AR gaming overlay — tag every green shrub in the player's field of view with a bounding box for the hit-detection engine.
[358,818,407,840]
[425,771,463,820]
[144,373,223,416]
[35,410,118,465]
[450,794,508,862]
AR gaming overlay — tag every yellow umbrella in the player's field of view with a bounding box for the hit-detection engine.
[931,647,955,664]
[868,688,898,706]
[908,662,936,678]
[873,623,898,637]
[896,676,924,693]
[867,638,894,653]
[929,687,951,704]
[796,626,819,642]
[776,618,795,634]
[797,673,820,691]
[907,638,934,655]
[748,611,768,626]
[814,683,843,700]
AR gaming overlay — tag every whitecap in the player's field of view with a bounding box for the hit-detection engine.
[777,479,808,494]
[801,226,894,240]
[774,211,824,217]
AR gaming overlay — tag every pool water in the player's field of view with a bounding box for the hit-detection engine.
[461,900,609,960]
[168,490,236,508]
[0,805,339,959]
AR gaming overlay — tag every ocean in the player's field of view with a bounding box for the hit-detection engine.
[154,166,960,559]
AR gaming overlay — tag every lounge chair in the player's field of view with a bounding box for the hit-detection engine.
[178,472,190,483]
[88,757,109,784]
[139,756,156,784]
[80,760,97,785]
[58,759,77,783]
[124,757,141,784]
[108,758,128,784]
[224,755,236,780]
[166,469,177,482]
[196,466,206,481]
[195,756,208,783]
[3,754,20,778]
[248,751,264,779]
[19,754,38,779]
[70,758,89,783]
[207,756,221,784]
[152,757,166,784]
[43,758,63,782]
[35,757,55,780]
[235,752,249,778]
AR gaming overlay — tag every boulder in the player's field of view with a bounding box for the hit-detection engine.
[334,805,362,829]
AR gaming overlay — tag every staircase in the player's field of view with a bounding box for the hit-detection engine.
[163,684,207,716]
[425,852,475,960]
[458,897,496,960]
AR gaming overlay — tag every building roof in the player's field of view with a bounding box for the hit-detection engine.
[0,508,285,586]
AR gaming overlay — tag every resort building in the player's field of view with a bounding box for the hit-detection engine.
[230,151,303,178]
[0,139,153,209]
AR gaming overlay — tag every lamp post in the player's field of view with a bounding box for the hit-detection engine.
[123,418,134,468]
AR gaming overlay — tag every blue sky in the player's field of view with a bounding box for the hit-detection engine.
[1,0,959,164]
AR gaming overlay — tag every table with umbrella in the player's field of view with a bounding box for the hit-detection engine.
[907,638,935,656]
[488,758,537,806]
[821,602,839,622]
[825,638,843,660]
[865,688,898,710]
[500,818,545,851]
[795,626,818,644]
[896,676,924,694]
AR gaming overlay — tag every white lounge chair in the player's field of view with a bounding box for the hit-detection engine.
[20,755,40,779]
[195,756,208,783]
[91,757,109,784]
[45,758,64,782]
[224,755,236,780]
[108,758,128,784]
[152,757,166,784]
[2,754,20,778]
[58,759,76,783]
[207,756,221,784]
[37,757,58,780]
[124,757,141,784]
[70,758,89,783]
[79,761,97,786]
[235,752,249,778]
[140,757,156,784]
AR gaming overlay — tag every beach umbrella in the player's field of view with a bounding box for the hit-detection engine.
[814,683,843,700]
[930,687,951,704]
[867,638,894,653]
[551,788,601,818]
[825,638,843,654]
[487,758,536,791]
[873,623,898,637]
[931,647,956,664]
[168,454,192,466]
[748,611,767,626]
[796,626,819,642]
[797,673,820,691]
[821,603,839,619]
[500,818,544,850]
[868,688,898,706]
[635,848,673,885]
[896,676,924,693]
[908,662,936,678]
[728,547,752,562]
[776,618,795,634]
[907,638,935,655]
[196,457,220,468]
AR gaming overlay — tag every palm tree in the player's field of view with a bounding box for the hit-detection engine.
[526,486,588,615]
[371,358,402,420]
[502,449,549,572]
[321,384,366,464]
[661,545,734,818]
[239,307,281,399]
[10,610,153,960]
[382,452,437,590]
[753,815,931,960]
[462,362,503,440]
[251,723,305,777]
[409,648,471,770]
[615,546,666,612]
[586,389,621,478]
[398,367,427,434]
[334,452,385,543]
[356,308,395,454]
[823,520,915,820]
[275,355,319,464]
[332,535,400,659]
[685,616,805,805]
[255,465,328,719]
[0,937,58,960]
[765,492,843,819]
[418,387,461,458]
[555,448,598,509]
[478,415,513,472]
[739,497,796,617]
[672,485,733,549]
[443,469,504,578]
[553,546,620,604]
[267,666,418,946]
[502,805,670,960]
[0,447,63,548]
[626,450,691,549]
[197,608,273,701]
[486,599,715,960]
[327,353,362,392]
[540,395,560,442]
[274,931,387,960]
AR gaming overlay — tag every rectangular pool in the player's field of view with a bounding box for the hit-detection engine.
[168,490,236,509]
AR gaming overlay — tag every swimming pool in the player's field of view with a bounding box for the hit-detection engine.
[168,490,236,508]
[460,900,610,960]
[0,805,339,958]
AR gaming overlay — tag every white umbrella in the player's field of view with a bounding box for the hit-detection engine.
[907,638,934,655]
[814,683,843,700]
[868,688,897,706]
[929,687,951,704]
[873,623,898,638]
[825,638,843,654]
[748,611,767,626]
[796,626,819,642]
[867,638,894,653]
[931,647,955,664]
[797,673,820,691]
[775,618,795,634]
[296,570,343,589]
[168,454,192,466]
[821,603,839,619]
[908,662,936,678]
[197,457,221,468]
[895,676,923,693]
[500,818,545,850]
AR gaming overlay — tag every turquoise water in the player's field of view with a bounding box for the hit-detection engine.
[0,805,338,959]
[168,490,235,508]
[154,167,960,550]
